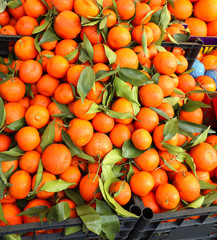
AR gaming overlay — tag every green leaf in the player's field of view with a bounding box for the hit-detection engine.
[173,33,189,43]
[65,48,79,62]
[149,107,171,120]
[51,98,72,115]
[40,120,55,151]
[25,83,34,99]
[0,72,10,80]
[213,143,217,151]
[83,33,94,61]
[118,68,151,86]
[40,179,75,192]
[86,102,101,114]
[96,199,120,240]
[101,164,116,183]
[122,140,144,158]
[184,153,197,176]
[47,202,70,222]
[33,159,43,192]
[76,205,101,235]
[34,33,42,54]
[17,206,49,217]
[39,28,60,45]
[160,155,177,171]
[163,118,179,141]
[7,0,22,9]
[65,189,85,206]
[0,153,19,162]
[99,17,107,30]
[162,143,185,155]
[142,30,148,57]
[6,117,26,131]
[0,202,7,224]
[32,22,49,35]
[0,97,6,129]
[4,234,21,240]
[178,120,216,134]
[0,0,7,13]
[199,180,217,190]
[163,97,180,107]
[96,68,119,81]
[127,163,134,183]
[104,45,116,65]
[181,100,211,112]
[167,33,179,45]
[173,88,185,96]
[62,130,95,163]
[203,190,217,207]
[154,45,167,52]
[65,226,81,236]
[185,196,205,208]
[159,4,170,30]
[77,66,95,102]
[151,72,160,84]
[190,126,210,147]
[2,146,24,157]
[4,165,15,179]
[103,149,123,165]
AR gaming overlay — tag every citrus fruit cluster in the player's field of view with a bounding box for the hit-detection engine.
[0,0,217,239]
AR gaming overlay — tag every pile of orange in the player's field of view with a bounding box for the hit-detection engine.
[0,0,217,238]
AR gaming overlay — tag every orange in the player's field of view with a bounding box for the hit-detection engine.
[47,55,69,79]
[192,170,210,183]
[134,148,159,172]
[189,142,217,172]
[130,171,154,197]
[195,75,216,91]
[168,0,193,20]
[131,2,151,26]
[0,25,17,35]
[24,0,47,18]
[14,36,38,61]
[80,25,104,45]
[148,44,158,59]
[153,124,179,151]
[41,143,72,175]
[167,162,188,181]
[153,51,178,75]
[73,98,96,120]
[2,160,18,173]
[157,102,175,121]
[18,97,30,110]
[206,135,217,146]
[86,82,104,104]
[15,16,38,35]
[134,107,159,133]
[19,60,43,84]
[0,204,22,227]
[207,19,217,36]
[0,134,11,152]
[74,0,99,18]
[158,150,181,171]
[36,74,60,97]
[0,191,17,204]
[9,170,31,199]
[139,83,164,108]
[177,73,195,93]
[150,168,168,191]
[88,161,102,175]
[173,171,200,202]
[54,10,81,39]
[155,183,180,209]
[0,10,10,27]
[84,132,113,159]
[16,126,40,151]
[107,26,131,50]
[67,64,85,87]
[92,112,115,133]
[79,173,102,202]
[32,171,57,199]
[131,129,152,150]
[194,0,217,22]
[52,0,74,12]
[117,0,135,20]
[67,118,94,147]
[146,22,161,43]
[93,44,108,64]
[102,9,117,28]
[111,98,134,125]
[8,0,25,20]
[60,166,82,189]
[40,39,58,51]
[188,86,205,101]
[201,55,217,70]
[53,118,66,143]
[0,77,26,102]
[93,63,110,82]
[133,45,150,66]
[158,75,175,97]
[19,150,40,174]
[48,101,62,119]
[175,55,188,74]
[25,105,50,129]
[29,94,51,108]
[112,48,139,70]
[179,108,203,124]
[59,199,77,218]
[141,191,161,214]
[109,181,132,206]
[185,17,207,37]
[109,124,131,148]
[36,50,55,72]
[54,83,74,104]
[132,25,154,46]
[71,156,87,172]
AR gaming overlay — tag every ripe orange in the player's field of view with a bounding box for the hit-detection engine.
[141,191,161,214]
[0,134,11,152]
[188,86,205,101]
[131,2,151,26]
[19,150,40,174]
[80,25,104,45]
[15,16,38,36]
[93,63,110,82]
[109,124,131,148]
[67,64,85,87]
[92,44,108,64]
[0,204,22,227]
[59,199,77,218]
[131,129,152,150]
[175,55,188,74]
[133,45,150,66]
[207,19,217,36]
[201,55,217,71]
[158,150,181,171]
[195,75,216,91]
[132,25,154,46]
[177,73,195,93]
[0,10,10,27]
[86,81,105,104]
[54,83,74,104]
[109,181,132,206]
[29,94,51,108]
[92,112,115,133]
[73,98,96,120]
[158,75,175,97]
[36,50,55,72]
[157,102,175,121]
[47,55,69,79]
[150,168,169,191]
[60,166,82,189]
[2,160,18,173]
[102,9,117,28]
[194,0,217,22]
[179,108,203,124]
[24,0,47,18]
[185,17,207,37]
[74,0,99,18]
[168,0,193,20]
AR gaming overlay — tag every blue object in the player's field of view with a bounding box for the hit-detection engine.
[190,59,205,78]
[205,69,217,89]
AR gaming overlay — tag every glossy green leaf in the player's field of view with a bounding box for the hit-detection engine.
[4,234,21,240]
[203,190,217,207]
[51,98,73,115]
[184,153,197,176]
[6,117,26,131]
[159,4,170,30]
[25,83,34,99]
[213,143,217,151]
[1,146,24,157]
[167,34,179,45]
[40,120,55,151]
[4,165,15,179]
[163,118,179,141]
[163,97,180,107]
[83,33,94,61]
[96,68,119,81]
[96,199,120,240]
[103,149,123,165]
[127,163,134,183]
[76,205,101,235]
[160,155,177,171]
[0,153,19,162]
[151,72,160,83]
[173,33,189,43]
[0,72,10,80]
[118,68,151,86]
[0,97,6,129]
[99,17,107,30]
[7,0,22,9]
[181,99,211,112]
[142,31,148,57]
[77,66,95,102]
[17,205,49,217]
[101,164,116,183]
[40,179,75,192]
[86,102,101,114]
[39,28,60,45]
[65,189,85,206]
[62,130,95,163]
[122,139,144,158]
[33,159,43,192]
[65,226,81,236]
[32,22,49,34]
[162,143,185,155]
[0,0,7,13]
[178,120,216,134]
[190,126,210,147]
[104,45,116,65]
[185,196,205,208]
[47,202,70,222]
[199,180,217,190]
[154,45,166,52]
[0,202,7,224]
[173,88,185,96]
[149,107,171,120]
[65,48,79,62]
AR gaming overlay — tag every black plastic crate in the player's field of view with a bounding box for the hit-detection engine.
[0,35,22,57]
